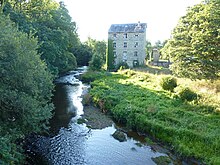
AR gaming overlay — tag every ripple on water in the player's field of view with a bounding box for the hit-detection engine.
[47,124,89,165]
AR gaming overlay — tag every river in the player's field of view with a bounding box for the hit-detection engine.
[25,67,190,165]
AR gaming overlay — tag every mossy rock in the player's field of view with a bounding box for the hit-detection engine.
[77,118,87,124]
[112,130,127,142]
[151,156,172,165]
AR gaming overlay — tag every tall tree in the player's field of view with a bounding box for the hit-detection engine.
[85,37,107,61]
[85,37,107,70]
[162,0,220,79]
[3,0,79,75]
[0,13,54,164]
[72,43,93,66]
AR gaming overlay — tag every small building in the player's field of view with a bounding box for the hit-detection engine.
[149,49,171,68]
[108,22,147,68]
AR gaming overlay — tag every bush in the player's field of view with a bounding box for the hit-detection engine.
[160,76,177,92]
[178,87,198,101]
[116,62,129,70]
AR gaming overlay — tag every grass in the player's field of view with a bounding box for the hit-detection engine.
[82,68,220,164]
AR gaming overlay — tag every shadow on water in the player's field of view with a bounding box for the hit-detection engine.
[50,84,77,134]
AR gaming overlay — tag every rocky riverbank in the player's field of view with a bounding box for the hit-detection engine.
[79,105,113,129]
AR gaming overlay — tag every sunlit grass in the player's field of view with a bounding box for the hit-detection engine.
[83,68,220,164]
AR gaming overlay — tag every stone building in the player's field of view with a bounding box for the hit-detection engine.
[108,22,147,68]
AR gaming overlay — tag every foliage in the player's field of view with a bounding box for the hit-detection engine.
[72,43,93,66]
[89,53,103,71]
[116,62,129,70]
[85,37,106,62]
[81,71,110,83]
[3,0,79,75]
[153,40,164,50]
[160,76,177,92]
[85,37,107,70]
[177,87,198,102]
[162,0,220,80]
[145,40,152,60]
[88,69,220,164]
[0,13,54,164]
[106,39,115,71]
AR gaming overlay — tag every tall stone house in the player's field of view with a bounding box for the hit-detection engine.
[108,22,147,68]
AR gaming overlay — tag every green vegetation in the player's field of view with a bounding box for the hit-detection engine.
[116,62,129,70]
[0,0,90,163]
[1,0,219,164]
[0,13,54,164]
[89,53,103,71]
[106,39,115,71]
[161,0,220,80]
[2,0,80,75]
[177,87,198,102]
[152,156,172,165]
[160,76,177,92]
[84,69,220,164]
[85,38,107,71]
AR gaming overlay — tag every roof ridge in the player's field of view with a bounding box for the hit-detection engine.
[108,23,147,33]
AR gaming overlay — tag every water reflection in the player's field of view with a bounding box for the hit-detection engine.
[28,68,179,165]
[85,126,165,165]
[50,84,77,134]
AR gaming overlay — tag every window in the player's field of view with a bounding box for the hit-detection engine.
[133,60,139,67]
[113,51,117,57]
[134,42,138,47]
[124,42,127,48]
[134,51,138,56]
[123,51,127,60]
[124,33,128,38]
[113,33,117,38]
[113,42,116,48]
[135,34,139,37]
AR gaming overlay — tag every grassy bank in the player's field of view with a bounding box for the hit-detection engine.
[82,69,220,164]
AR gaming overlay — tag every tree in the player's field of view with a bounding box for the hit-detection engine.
[162,0,220,80]
[3,0,79,75]
[72,43,93,66]
[89,53,103,71]
[0,13,54,163]
[31,1,79,74]
[85,37,107,70]
[145,40,152,60]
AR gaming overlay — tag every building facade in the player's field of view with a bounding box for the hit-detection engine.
[108,22,147,68]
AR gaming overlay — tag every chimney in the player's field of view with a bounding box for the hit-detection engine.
[137,21,141,27]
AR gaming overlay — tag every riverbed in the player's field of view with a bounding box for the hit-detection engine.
[25,67,192,165]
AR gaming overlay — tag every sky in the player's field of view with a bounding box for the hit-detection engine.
[58,0,202,44]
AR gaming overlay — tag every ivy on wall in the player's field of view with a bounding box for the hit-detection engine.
[106,39,115,71]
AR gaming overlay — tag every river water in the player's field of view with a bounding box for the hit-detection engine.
[25,67,186,165]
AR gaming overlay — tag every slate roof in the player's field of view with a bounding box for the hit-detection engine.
[108,22,147,33]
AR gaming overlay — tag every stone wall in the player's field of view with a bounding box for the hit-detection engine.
[108,31,146,68]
